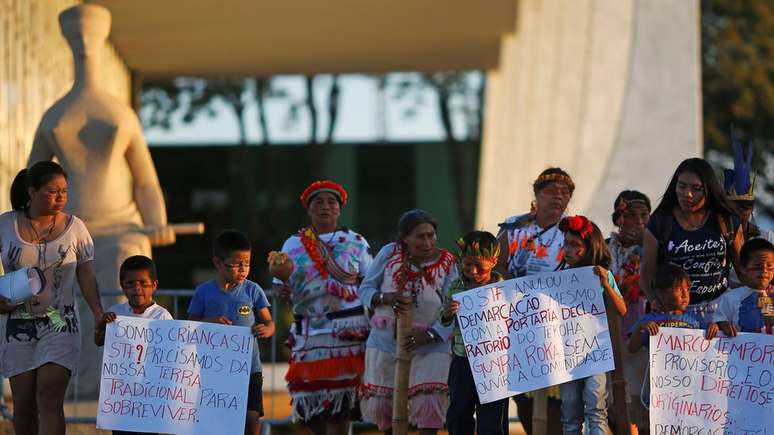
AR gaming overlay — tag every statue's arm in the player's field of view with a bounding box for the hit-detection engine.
[28,128,55,165]
[125,129,175,246]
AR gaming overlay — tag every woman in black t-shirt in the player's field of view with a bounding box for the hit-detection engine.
[640,158,744,318]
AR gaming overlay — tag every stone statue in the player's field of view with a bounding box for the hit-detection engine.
[28,4,175,398]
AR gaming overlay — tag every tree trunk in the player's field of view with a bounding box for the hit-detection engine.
[392,305,412,435]
[254,78,277,241]
[305,75,317,145]
[325,74,340,144]
[255,78,270,145]
[436,80,474,231]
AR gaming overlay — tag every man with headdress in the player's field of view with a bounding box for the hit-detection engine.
[722,134,773,244]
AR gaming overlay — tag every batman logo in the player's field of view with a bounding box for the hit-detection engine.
[238,305,251,316]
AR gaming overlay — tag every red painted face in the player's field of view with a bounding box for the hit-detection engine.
[562,232,587,267]
[461,255,497,285]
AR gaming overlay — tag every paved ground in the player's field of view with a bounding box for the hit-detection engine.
[1,391,527,434]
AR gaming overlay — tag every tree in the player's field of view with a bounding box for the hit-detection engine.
[390,72,485,231]
[702,0,774,218]
[143,77,278,239]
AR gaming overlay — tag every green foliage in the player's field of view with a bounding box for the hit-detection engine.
[702,0,774,218]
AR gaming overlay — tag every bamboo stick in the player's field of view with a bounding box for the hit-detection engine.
[392,304,413,435]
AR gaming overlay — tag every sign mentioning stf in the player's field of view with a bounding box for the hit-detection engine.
[649,328,774,435]
[453,267,615,404]
[96,317,254,435]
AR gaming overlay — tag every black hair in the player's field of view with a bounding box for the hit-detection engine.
[397,209,438,243]
[533,167,575,195]
[213,229,252,259]
[611,190,651,225]
[560,218,611,269]
[119,255,158,282]
[653,158,736,217]
[459,230,499,258]
[740,238,774,267]
[652,263,690,293]
[10,161,68,211]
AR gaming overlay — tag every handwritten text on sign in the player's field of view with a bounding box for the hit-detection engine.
[453,267,614,404]
[649,328,774,435]
[96,317,254,435]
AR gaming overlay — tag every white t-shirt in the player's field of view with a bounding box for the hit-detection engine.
[108,302,173,320]
[501,214,565,278]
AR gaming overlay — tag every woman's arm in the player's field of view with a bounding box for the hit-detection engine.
[76,261,103,320]
[495,232,512,279]
[595,267,627,316]
[430,265,460,342]
[357,245,391,310]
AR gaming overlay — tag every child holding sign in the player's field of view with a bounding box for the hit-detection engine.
[557,215,627,435]
[188,230,275,435]
[627,264,711,354]
[441,230,509,435]
[627,263,714,432]
[95,255,173,345]
[708,238,774,336]
[95,255,172,435]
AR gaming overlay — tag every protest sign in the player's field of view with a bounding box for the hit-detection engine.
[96,317,254,435]
[649,328,774,435]
[453,266,614,404]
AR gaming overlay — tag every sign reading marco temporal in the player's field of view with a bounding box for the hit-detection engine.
[96,317,254,435]
[650,328,774,435]
[452,266,615,404]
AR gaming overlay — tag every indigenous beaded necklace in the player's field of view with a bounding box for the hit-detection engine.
[299,227,360,289]
[390,245,454,306]
[300,228,329,279]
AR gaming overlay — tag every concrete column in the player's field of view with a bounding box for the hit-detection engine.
[476,0,702,235]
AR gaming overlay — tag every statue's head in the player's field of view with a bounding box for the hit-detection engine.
[59,4,111,58]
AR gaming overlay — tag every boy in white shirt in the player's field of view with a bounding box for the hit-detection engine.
[709,238,774,335]
[94,255,172,346]
[94,255,172,435]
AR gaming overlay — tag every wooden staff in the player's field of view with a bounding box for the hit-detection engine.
[392,303,413,435]
[606,296,632,435]
[140,222,205,236]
